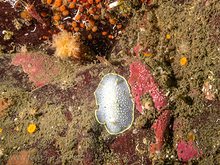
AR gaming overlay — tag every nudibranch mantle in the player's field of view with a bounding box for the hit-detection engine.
[94,73,134,135]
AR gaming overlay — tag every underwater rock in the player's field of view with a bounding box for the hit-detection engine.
[94,73,134,134]
[177,139,203,162]
[11,53,58,88]
[7,151,32,165]
[128,61,168,114]
[0,55,32,91]
[128,61,170,153]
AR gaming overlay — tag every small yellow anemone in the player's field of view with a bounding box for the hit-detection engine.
[180,57,187,66]
[27,124,36,134]
[166,34,171,39]
[52,31,83,59]
[187,133,195,141]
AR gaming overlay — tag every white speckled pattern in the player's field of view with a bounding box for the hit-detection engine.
[94,73,134,134]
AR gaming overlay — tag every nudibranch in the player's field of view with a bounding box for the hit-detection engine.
[94,73,134,135]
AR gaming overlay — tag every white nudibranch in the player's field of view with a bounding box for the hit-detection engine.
[94,73,134,135]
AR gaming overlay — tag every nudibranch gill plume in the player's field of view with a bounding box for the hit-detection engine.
[94,73,134,135]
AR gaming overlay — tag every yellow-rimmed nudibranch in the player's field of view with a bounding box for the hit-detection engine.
[94,73,134,135]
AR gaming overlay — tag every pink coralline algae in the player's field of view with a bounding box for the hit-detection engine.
[133,45,147,57]
[177,139,203,162]
[150,110,171,152]
[11,53,58,87]
[128,61,171,153]
[134,45,141,57]
[128,61,168,114]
